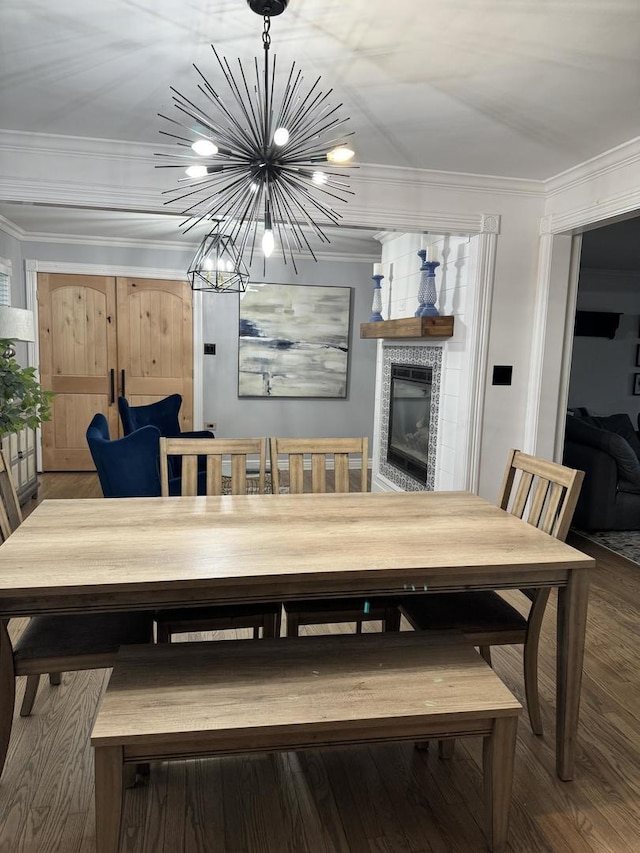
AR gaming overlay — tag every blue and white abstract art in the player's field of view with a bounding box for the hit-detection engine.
[238,283,351,397]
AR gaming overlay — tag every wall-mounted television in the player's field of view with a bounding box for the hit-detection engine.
[574,310,621,339]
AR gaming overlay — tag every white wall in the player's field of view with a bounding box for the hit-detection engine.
[373,231,475,491]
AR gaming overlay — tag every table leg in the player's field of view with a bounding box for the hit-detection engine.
[556,569,589,780]
[0,619,16,781]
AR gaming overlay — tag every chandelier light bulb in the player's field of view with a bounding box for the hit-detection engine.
[262,229,275,258]
[273,127,290,146]
[312,171,328,185]
[326,145,355,164]
[191,139,219,156]
[185,165,208,178]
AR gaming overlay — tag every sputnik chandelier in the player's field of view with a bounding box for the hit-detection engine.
[157,0,355,283]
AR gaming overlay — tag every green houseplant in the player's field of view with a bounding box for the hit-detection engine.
[0,339,53,437]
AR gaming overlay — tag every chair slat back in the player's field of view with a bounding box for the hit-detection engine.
[160,437,267,497]
[497,449,584,542]
[270,437,368,494]
[0,449,23,540]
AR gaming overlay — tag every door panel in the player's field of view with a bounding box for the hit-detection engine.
[116,278,193,432]
[39,274,118,471]
[52,393,110,469]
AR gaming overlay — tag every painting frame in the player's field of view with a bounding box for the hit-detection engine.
[238,282,352,398]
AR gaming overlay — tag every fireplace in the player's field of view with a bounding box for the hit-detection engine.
[376,345,442,492]
[387,364,432,483]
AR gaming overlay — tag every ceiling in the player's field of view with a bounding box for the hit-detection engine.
[1,1,639,257]
[2,0,639,181]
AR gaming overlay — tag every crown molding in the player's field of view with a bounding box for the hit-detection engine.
[25,259,189,280]
[544,136,640,197]
[343,204,486,235]
[543,187,640,234]
[17,230,198,252]
[2,221,377,264]
[0,129,158,163]
[351,162,543,197]
[0,214,24,240]
[0,176,165,211]
[0,129,545,199]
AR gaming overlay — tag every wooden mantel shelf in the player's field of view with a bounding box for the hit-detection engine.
[360,316,454,340]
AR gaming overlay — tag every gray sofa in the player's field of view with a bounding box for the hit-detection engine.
[563,410,640,530]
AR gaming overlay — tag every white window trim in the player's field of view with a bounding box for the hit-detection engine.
[0,257,12,307]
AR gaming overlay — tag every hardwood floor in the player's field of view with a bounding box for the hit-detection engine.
[1,475,639,852]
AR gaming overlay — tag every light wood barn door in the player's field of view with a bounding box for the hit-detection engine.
[38,274,194,472]
[38,273,118,471]
[116,277,194,432]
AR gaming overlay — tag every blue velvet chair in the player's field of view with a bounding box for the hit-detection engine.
[118,394,212,440]
[118,394,212,481]
[86,413,164,497]
[86,414,203,499]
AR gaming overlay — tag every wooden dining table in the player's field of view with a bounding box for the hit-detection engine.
[0,490,593,782]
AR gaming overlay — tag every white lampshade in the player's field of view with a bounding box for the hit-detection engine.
[0,307,35,342]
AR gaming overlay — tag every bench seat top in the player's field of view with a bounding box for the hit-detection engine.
[92,633,521,754]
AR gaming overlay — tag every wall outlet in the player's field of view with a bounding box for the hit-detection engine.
[205,422,217,430]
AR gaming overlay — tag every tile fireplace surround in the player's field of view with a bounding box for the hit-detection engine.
[374,344,443,492]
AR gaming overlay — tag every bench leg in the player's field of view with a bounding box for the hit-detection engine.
[438,739,455,759]
[95,745,124,853]
[483,716,518,853]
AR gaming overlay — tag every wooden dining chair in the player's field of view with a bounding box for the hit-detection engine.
[270,436,401,637]
[155,437,281,642]
[400,449,584,737]
[0,449,153,717]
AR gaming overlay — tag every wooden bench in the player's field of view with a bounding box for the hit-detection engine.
[91,632,521,853]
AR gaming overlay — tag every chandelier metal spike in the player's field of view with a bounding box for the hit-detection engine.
[156,0,355,274]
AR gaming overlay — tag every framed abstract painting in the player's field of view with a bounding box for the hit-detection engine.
[238,282,351,397]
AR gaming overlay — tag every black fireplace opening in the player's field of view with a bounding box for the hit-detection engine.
[387,364,433,483]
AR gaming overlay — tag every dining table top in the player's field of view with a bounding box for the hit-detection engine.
[0,490,594,615]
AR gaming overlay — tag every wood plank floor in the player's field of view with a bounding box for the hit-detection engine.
[1,475,639,852]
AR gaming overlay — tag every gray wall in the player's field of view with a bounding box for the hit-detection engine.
[202,256,376,443]
[7,231,378,445]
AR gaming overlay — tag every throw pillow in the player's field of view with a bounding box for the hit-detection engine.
[565,415,640,492]
[595,413,640,461]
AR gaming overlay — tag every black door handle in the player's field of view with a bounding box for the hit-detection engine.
[121,369,126,398]
[109,369,115,405]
